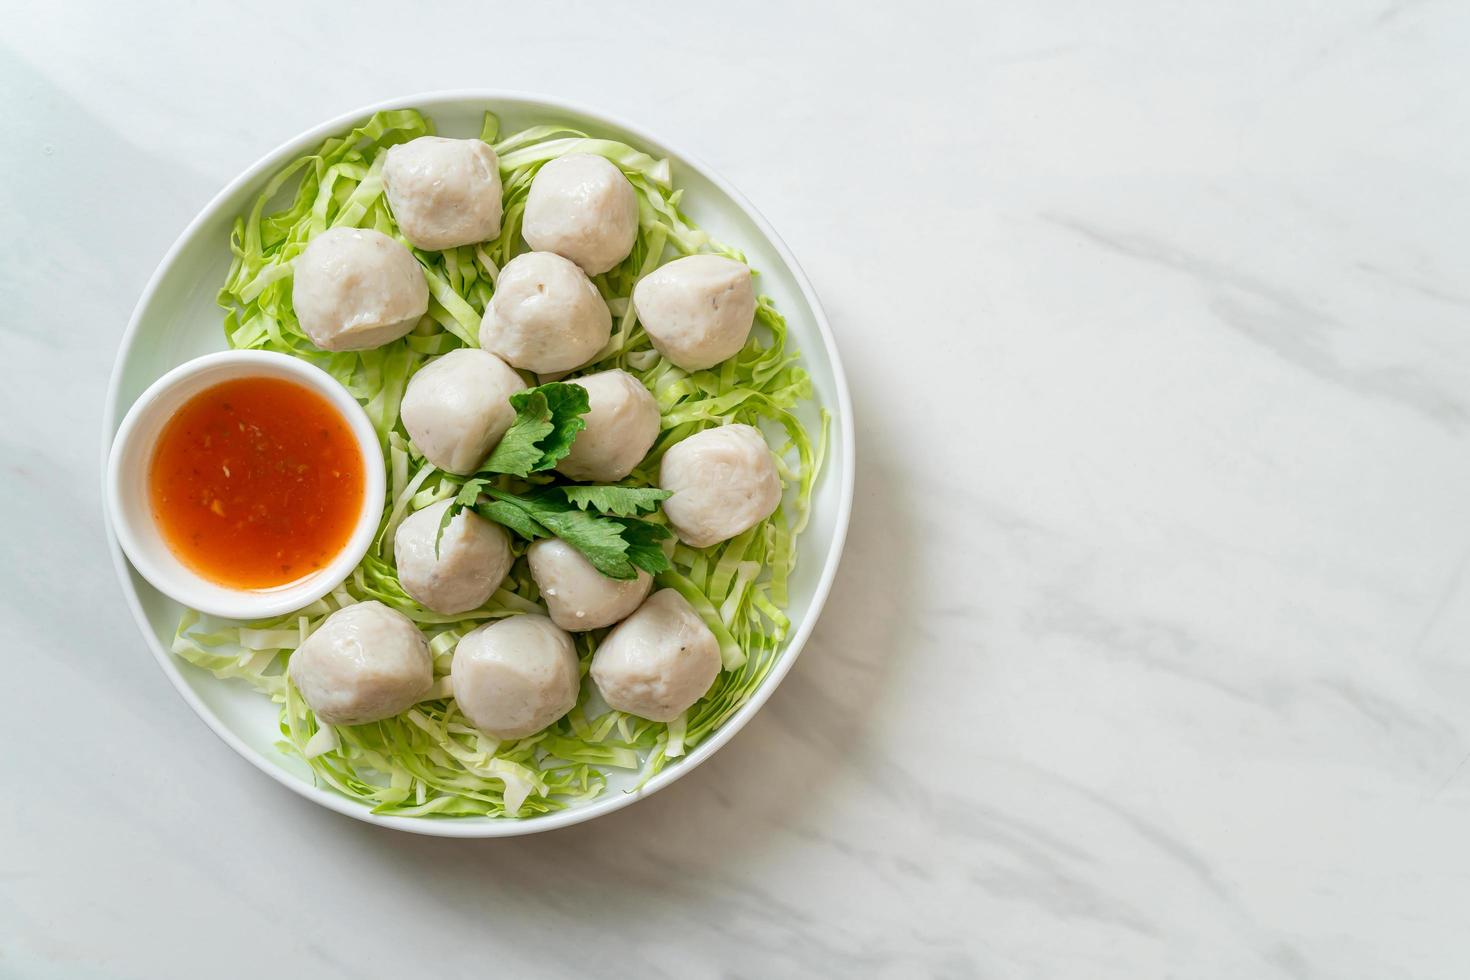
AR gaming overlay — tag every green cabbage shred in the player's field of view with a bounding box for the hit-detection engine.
[176,108,826,819]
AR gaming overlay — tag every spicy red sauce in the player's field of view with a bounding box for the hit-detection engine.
[148,376,366,590]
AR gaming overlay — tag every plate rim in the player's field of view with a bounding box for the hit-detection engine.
[99,89,855,838]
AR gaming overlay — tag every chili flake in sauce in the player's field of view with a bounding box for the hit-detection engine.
[148,376,365,589]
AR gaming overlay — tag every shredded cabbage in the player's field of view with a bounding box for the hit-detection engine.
[177,108,827,818]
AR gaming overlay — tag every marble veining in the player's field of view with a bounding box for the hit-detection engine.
[3,1,1470,977]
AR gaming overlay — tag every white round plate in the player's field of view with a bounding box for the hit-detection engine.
[101,91,854,837]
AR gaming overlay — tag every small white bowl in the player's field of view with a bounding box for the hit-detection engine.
[106,349,386,621]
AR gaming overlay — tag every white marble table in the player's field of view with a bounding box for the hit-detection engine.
[4,2,1469,976]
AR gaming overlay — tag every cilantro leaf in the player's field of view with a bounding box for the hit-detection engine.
[532,383,594,472]
[559,485,672,517]
[479,382,590,478]
[484,487,640,579]
[435,478,489,557]
[474,500,546,541]
[533,506,639,579]
[427,479,670,582]
[616,518,674,576]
